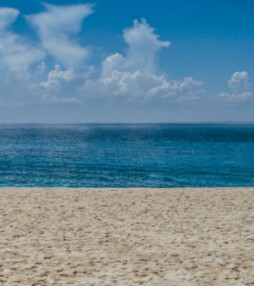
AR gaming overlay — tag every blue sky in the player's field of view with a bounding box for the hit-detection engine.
[0,0,254,123]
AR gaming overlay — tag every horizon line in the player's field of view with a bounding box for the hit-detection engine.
[1,121,254,125]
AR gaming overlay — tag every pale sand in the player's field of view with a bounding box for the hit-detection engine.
[0,188,254,285]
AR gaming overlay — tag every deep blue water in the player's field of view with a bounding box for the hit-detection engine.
[0,124,254,187]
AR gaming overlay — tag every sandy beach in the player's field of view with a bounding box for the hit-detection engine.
[0,188,254,285]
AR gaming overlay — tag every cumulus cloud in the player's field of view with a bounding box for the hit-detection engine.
[228,71,249,90]
[36,64,94,103]
[147,76,203,99]
[122,18,170,72]
[219,71,252,100]
[0,5,203,107]
[40,64,75,89]
[82,19,203,100]
[27,3,94,66]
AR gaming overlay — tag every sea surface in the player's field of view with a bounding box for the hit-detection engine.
[0,124,254,187]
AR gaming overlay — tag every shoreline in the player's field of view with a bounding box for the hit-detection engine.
[1,187,254,285]
[1,186,254,190]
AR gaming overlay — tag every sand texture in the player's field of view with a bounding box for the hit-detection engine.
[0,188,254,285]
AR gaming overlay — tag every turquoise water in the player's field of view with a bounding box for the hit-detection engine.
[0,124,254,187]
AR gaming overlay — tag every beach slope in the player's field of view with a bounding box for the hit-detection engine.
[0,188,254,285]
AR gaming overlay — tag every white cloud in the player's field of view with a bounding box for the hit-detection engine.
[27,3,94,66]
[147,76,203,99]
[0,7,45,107]
[219,91,251,101]
[219,71,252,101]
[122,18,170,73]
[0,4,94,106]
[82,19,203,100]
[0,7,44,71]
[228,71,249,90]
[0,7,203,107]
[0,7,19,30]
[101,19,170,76]
[36,64,94,103]
[40,64,75,89]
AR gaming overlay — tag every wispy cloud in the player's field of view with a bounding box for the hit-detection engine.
[27,3,94,66]
[0,7,44,70]
[0,7,45,107]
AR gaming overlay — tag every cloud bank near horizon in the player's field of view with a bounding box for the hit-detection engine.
[0,3,251,108]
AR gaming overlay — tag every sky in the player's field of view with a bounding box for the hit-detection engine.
[0,0,254,123]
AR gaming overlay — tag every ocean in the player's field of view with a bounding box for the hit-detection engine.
[0,124,254,187]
